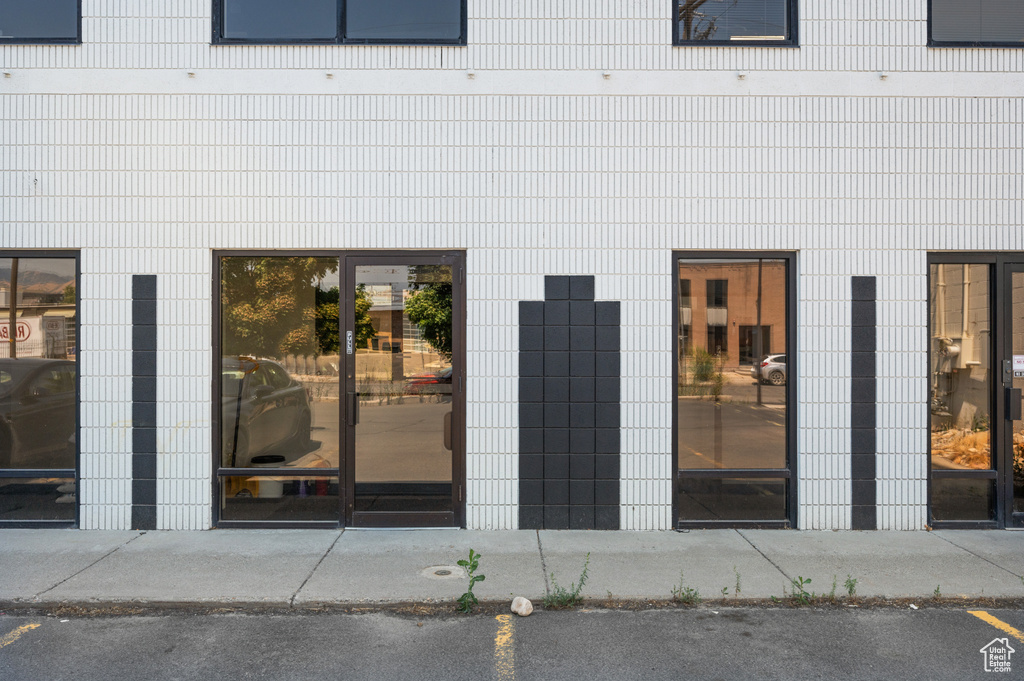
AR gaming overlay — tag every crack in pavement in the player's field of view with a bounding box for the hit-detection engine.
[289,530,345,607]
[35,532,145,599]
[932,532,1024,581]
[535,530,550,597]
[735,529,793,582]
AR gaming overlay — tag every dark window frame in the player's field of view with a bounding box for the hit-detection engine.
[0,250,80,528]
[212,250,467,530]
[673,251,798,529]
[926,252,1024,530]
[672,0,798,47]
[0,0,81,45]
[211,0,468,46]
[928,0,1024,48]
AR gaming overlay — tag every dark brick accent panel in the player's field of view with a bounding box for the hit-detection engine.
[850,276,876,530]
[520,276,620,530]
[131,275,157,530]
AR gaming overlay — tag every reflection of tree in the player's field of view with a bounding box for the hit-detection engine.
[221,257,337,358]
[315,286,340,353]
[405,282,453,361]
[678,0,736,40]
[353,285,376,349]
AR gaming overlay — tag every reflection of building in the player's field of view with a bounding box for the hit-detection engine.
[679,261,786,368]
[929,264,990,431]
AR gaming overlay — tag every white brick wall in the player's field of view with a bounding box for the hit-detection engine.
[2,1,1021,530]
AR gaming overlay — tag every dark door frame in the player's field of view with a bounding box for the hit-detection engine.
[212,250,466,529]
[343,252,466,528]
[927,253,1024,529]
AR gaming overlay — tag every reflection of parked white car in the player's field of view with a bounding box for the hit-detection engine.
[751,354,787,386]
[221,357,311,468]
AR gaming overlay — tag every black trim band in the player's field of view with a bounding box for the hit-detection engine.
[131,275,157,530]
[850,276,877,530]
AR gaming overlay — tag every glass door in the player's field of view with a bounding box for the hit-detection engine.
[344,255,463,527]
[1006,266,1024,526]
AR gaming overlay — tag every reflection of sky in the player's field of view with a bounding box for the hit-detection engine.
[346,0,461,40]
[0,0,78,38]
[224,0,337,40]
[684,0,788,39]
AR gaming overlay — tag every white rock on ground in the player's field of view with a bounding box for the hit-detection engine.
[511,597,533,616]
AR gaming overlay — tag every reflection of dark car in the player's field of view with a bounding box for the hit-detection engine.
[405,367,453,396]
[751,354,787,386]
[222,357,311,468]
[0,358,77,469]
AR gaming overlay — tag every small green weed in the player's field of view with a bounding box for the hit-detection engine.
[733,566,742,597]
[844,574,858,598]
[789,576,813,606]
[933,584,941,599]
[671,571,702,605]
[827,575,838,602]
[544,553,590,609]
[456,549,485,613]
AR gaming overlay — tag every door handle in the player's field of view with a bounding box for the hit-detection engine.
[348,392,360,425]
[443,411,452,451]
[1008,388,1023,422]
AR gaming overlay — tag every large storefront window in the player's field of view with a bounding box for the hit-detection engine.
[216,252,464,527]
[0,255,78,525]
[928,255,1024,528]
[218,256,342,523]
[675,255,794,527]
[929,263,994,522]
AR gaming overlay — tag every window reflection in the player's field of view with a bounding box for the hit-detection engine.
[678,259,787,471]
[677,0,789,42]
[219,257,341,476]
[929,264,992,472]
[0,257,77,472]
[354,265,453,513]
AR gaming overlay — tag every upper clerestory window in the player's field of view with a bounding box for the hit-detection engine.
[0,0,80,44]
[930,0,1024,47]
[673,0,796,46]
[213,0,466,45]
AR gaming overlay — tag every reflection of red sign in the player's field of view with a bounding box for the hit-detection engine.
[0,321,32,341]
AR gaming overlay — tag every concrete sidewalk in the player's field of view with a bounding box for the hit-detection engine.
[2,529,1023,609]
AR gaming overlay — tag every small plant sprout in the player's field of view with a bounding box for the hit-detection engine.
[671,572,702,605]
[828,575,838,602]
[789,576,813,606]
[456,549,485,613]
[721,586,729,599]
[543,553,590,609]
[933,584,941,599]
[733,566,742,597]
[844,574,858,598]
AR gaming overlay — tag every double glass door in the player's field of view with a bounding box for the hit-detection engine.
[217,252,463,528]
[928,257,1024,527]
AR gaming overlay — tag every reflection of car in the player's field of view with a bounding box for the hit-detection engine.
[751,354,787,386]
[222,357,311,468]
[406,367,453,395]
[0,358,77,469]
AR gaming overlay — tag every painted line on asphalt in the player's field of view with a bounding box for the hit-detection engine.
[0,623,41,649]
[969,611,1024,643]
[494,614,516,681]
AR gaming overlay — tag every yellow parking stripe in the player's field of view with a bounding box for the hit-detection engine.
[969,611,1024,643]
[0,623,41,649]
[494,614,516,681]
